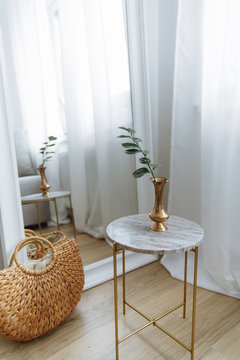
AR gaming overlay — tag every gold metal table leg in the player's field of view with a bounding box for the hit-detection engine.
[122,248,126,315]
[113,245,199,360]
[191,246,199,360]
[53,198,60,231]
[35,202,42,233]
[113,243,119,360]
[183,251,188,318]
[68,195,76,239]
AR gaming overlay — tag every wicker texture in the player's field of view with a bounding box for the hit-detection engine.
[0,234,84,342]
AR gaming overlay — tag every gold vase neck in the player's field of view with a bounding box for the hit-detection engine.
[150,177,169,184]
[38,167,46,173]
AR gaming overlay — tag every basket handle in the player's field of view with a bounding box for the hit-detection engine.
[9,238,45,267]
[12,237,55,271]
[24,229,36,237]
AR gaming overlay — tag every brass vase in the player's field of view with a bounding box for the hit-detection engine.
[149,177,169,232]
[37,167,50,196]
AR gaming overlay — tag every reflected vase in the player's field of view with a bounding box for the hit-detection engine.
[37,167,50,197]
[149,177,169,232]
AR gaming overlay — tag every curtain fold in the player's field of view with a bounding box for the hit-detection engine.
[58,0,138,237]
[0,27,25,267]
[0,0,63,159]
[162,0,240,299]
[124,0,178,212]
[0,0,68,225]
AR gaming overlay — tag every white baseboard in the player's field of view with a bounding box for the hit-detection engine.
[83,251,157,291]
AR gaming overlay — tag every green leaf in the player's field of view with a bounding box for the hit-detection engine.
[132,137,142,143]
[46,151,55,154]
[47,143,56,147]
[151,163,160,171]
[40,151,44,154]
[122,143,138,148]
[48,136,57,141]
[128,128,136,134]
[43,142,48,144]
[125,149,141,154]
[45,156,53,160]
[117,135,131,139]
[132,167,150,178]
[118,126,130,132]
[40,147,46,151]
[143,150,150,156]
[139,157,151,164]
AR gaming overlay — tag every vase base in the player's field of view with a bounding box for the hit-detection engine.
[40,185,50,197]
[41,191,49,197]
[151,222,167,232]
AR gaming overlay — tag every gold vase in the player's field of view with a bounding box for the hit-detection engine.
[149,177,169,232]
[37,167,50,197]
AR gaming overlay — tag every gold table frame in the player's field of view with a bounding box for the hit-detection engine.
[21,191,76,239]
[113,243,199,360]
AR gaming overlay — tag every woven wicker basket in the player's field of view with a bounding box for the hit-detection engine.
[0,233,84,341]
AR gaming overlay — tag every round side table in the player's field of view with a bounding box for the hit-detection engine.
[21,191,76,239]
[106,214,204,360]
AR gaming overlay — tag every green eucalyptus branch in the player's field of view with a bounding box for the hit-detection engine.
[117,127,159,181]
[38,135,57,168]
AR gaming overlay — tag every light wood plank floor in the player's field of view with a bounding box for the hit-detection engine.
[0,262,239,359]
[28,222,113,266]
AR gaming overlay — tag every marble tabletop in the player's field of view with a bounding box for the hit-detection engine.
[106,214,204,255]
[21,191,71,204]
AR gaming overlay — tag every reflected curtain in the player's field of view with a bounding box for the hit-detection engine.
[0,0,68,223]
[58,0,138,237]
[162,0,240,298]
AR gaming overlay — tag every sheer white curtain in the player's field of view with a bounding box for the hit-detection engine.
[0,29,25,267]
[124,0,177,212]
[57,0,138,237]
[0,0,67,223]
[162,0,240,299]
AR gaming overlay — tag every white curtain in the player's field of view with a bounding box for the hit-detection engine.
[162,0,240,299]
[0,27,25,268]
[0,0,68,223]
[57,0,138,237]
[124,0,178,212]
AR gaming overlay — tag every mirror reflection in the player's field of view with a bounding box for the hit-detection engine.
[8,0,138,267]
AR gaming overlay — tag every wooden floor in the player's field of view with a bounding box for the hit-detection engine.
[29,222,113,266]
[0,261,239,360]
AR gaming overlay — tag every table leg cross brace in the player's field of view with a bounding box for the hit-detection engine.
[119,301,191,352]
[113,242,198,360]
